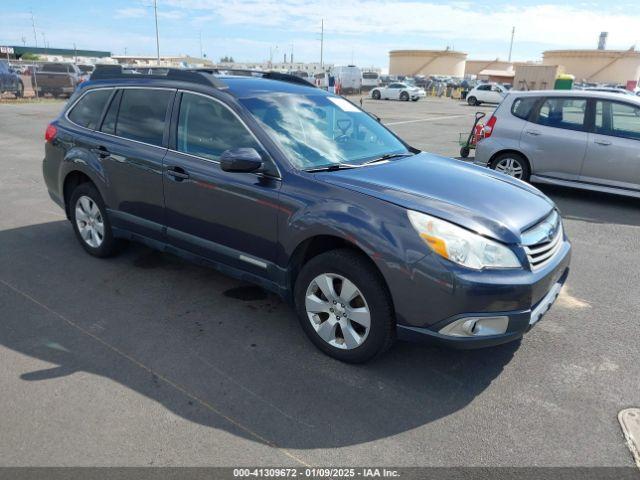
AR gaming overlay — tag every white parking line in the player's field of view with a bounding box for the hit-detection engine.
[384,114,471,126]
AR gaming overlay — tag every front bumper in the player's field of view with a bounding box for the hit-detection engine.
[392,240,571,349]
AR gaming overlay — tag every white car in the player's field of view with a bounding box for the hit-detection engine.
[370,82,426,101]
[466,83,507,106]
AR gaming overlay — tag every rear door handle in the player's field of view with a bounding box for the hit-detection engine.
[166,166,189,181]
[90,145,110,158]
[594,139,612,146]
[525,130,541,136]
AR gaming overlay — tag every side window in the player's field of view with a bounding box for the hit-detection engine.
[115,89,172,146]
[67,89,113,130]
[177,92,260,161]
[596,101,640,140]
[477,85,491,91]
[100,90,122,135]
[511,97,538,120]
[534,97,587,131]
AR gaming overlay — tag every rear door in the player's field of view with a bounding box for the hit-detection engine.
[520,96,589,181]
[162,91,280,276]
[94,87,175,239]
[580,99,640,191]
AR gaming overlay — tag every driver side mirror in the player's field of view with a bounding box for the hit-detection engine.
[220,147,263,173]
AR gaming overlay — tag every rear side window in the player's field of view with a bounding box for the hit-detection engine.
[533,97,587,131]
[68,89,113,130]
[100,90,122,135]
[595,100,640,140]
[115,89,172,146]
[177,92,260,161]
[511,97,538,120]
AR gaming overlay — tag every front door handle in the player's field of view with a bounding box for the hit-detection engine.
[594,139,612,146]
[525,130,541,136]
[166,166,189,181]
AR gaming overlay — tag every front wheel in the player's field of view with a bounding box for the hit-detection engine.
[467,96,478,106]
[294,249,395,363]
[460,146,470,158]
[490,152,530,181]
[372,90,381,100]
[400,92,409,101]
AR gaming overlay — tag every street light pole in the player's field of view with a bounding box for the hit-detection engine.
[320,19,324,68]
[508,26,515,63]
[153,0,160,65]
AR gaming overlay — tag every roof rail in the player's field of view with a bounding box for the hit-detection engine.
[90,64,227,89]
[193,68,317,88]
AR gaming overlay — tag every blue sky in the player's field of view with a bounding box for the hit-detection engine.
[1,0,639,68]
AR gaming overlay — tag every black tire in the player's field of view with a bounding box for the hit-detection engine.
[467,96,478,106]
[411,97,419,102]
[372,90,381,100]
[460,146,470,158]
[69,182,123,257]
[400,91,409,101]
[489,152,531,182]
[294,249,395,363]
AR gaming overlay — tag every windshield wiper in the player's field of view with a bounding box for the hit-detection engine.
[362,153,413,165]
[304,163,361,172]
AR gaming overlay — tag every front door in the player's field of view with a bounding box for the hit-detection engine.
[580,99,640,191]
[521,96,589,181]
[162,91,281,277]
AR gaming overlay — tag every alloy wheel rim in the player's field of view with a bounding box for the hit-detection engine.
[75,195,104,248]
[495,158,524,179]
[305,273,371,350]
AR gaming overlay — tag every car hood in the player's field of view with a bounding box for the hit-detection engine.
[316,153,555,244]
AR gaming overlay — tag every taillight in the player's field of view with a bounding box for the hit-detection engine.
[45,123,57,143]
[483,115,497,138]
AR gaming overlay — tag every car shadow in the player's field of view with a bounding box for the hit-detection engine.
[537,184,640,227]
[0,220,519,449]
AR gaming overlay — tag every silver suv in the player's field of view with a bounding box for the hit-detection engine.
[475,90,640,198]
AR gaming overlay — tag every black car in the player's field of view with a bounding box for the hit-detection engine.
[0,60,24,98]
[42,66,571,362]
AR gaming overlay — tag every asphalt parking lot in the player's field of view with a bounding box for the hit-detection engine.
[1,96,639,467]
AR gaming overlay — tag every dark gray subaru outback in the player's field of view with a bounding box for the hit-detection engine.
[42,66,571,362]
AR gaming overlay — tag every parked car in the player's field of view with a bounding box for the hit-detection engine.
[466,83,507,106]
[475,90,640,198]
[0,60,24,98]
[370,82,426,101]
[34,62,83,97]
[42,66,571,362]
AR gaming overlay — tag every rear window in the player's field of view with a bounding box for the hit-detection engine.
[511,97,538,120]
[42,63,68,73]
[533,97,587,131]
[115,89,172,146]
[68,89,113,130]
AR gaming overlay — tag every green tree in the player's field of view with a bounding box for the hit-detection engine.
[21,53,40,60]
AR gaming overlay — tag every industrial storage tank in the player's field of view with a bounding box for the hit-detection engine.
[389,49,467,77]
[542,49,640,84]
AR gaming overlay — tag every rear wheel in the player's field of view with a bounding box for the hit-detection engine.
[467,96,479,106]
[69,183,123,257]
[490,152,530,181]
[294,249,395,363]
[400,91,409,101]
[372,90,381,100]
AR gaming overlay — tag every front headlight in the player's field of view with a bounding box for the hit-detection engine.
[407,210,521,270]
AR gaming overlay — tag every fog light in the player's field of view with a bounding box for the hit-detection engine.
[439,316,509,337]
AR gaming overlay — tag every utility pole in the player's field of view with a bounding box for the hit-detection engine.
[199,30,203,59]
[30,11,38,47]
[508,26,515,62]
[320,19,324,68]
[153,0,160,65]
[73,42,77,63]
[41,32,46,49]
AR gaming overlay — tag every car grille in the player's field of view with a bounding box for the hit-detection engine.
[522,211,564,271]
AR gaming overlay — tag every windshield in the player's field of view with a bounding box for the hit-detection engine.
[239,93,410,169]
